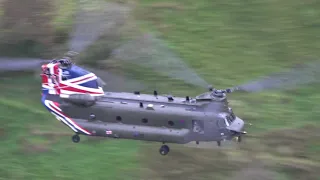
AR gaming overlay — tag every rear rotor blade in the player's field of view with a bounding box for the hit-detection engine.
[110,33,210,89]
[84,66,148,92]
[0,58,49,72]
[234,60,320,93]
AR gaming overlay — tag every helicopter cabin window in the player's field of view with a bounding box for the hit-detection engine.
[168,121,174,126]
[142,118,148,123]
[116,116,122,122]
[226,115,235,124]
[89,113,95,120]
[192,120,204,134]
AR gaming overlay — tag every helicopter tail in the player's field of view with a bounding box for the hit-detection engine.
[40,59,104,97]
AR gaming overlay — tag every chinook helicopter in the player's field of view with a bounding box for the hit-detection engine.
[1,2,319,155]
[40,52,247,155]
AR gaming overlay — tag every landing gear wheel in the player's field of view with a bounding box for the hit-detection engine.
[237,136,242,143]
[72,134,80,143]
[217,141,221,146]
[159,145,170,155]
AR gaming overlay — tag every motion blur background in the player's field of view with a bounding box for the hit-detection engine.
[0,0,319,180]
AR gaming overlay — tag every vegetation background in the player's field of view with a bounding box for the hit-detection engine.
[0,0,319,180]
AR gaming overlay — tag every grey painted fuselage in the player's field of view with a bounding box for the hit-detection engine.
[44,91,245,144]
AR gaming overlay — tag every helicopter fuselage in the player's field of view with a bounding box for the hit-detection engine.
[40,59,246,155]
[42,91,245,144]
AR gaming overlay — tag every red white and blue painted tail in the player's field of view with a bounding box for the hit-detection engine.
[40,61,104,96]
[41,60,104,135]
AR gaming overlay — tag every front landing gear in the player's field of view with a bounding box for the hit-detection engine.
[72,134,80,143]
[159,145,170,155]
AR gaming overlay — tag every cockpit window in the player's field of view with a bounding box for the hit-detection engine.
[230,112,235,120]
[228,107,236,120]
[226,115,231,124]
[225,114,235,124]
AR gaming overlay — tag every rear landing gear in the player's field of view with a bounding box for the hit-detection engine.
[159,145,170,155]
[217,141,221,146]
[72,134,80,143]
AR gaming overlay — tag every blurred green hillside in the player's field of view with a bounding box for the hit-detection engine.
[1,0,320,180]
[0,0,77,57]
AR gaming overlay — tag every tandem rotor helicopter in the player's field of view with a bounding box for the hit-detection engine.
[1,3,318,156]
[40,51,247,156]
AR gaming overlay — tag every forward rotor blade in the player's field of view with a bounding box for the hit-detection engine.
[110,33,210,89]
[234,60,320,93]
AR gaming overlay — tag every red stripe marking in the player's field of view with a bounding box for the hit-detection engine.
[41,74,48,84]
[49,102,91,135]
[53,102,60,107]
[53,64,59,76]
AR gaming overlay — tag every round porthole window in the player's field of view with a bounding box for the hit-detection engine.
[116,116,122,122]
[89,113,95,120]
[142,118,148,123]
[168,121,174,126]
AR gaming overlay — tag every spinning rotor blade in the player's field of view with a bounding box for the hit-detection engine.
[68,1,128,54]
[233,60,320,93]
[67,2,147,92]
[68,4,106,53]
[0,58,50,72]
[110,34,210,88]
[85,66,148,92]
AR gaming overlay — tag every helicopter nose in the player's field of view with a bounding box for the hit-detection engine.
[226,116,246,134]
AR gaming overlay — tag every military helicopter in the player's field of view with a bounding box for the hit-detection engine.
[1,2,319,156]
[39,52,248,155]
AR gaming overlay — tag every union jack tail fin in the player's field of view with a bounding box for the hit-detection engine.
[41,62,104,97]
